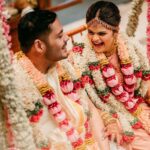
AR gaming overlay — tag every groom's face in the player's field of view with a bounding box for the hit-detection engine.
[44,18,69,62]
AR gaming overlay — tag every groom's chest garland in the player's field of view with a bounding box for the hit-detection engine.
[70,35,150,142]
[16,51,87,150]
[57,62,96,145]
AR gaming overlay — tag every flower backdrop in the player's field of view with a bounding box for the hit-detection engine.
[0,0,36,149]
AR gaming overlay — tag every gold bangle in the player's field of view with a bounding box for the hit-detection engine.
[132,105,143,117]
[101,114,111,121]
[105,118,116,126]
[101,112,117,126]
[101,112,111,119]
[101,112,109,117]
[75,143,86,150]
[85,137,95,145]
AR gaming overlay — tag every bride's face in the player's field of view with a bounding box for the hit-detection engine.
[87,23,116,55]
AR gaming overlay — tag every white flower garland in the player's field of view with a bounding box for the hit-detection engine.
[61,59,79,81]
[32,124,49,148]
[66,43,113,112]
[13,60,49,148]
[61,60,111,112]
[0,101,7,149]
[84,83,111,112]
[85,37,135,134]
[0,0,36,149]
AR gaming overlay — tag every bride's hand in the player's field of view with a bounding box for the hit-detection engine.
[104,122,123,145]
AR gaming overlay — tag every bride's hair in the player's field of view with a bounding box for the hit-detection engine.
[86,1,121,27]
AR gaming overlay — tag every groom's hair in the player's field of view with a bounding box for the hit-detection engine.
[18,9,57,53]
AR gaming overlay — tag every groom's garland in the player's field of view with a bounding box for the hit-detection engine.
[58,63,96,146]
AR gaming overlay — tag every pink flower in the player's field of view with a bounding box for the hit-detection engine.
[72,138,83,148]
[38,109,43,116]
[66,91,80,102]
[43,95,56,106]
[48,103,62,115]
[74,81,81,90]
[41,148,50,150]
[121,65,134,75]
[112,113,118,118]
[132,121,142,129]
[54,111,66,122]
[48,102,59,109]
[122,135,134,143]
[44,90,55,99]
[124,74,136,85]
[128,103,138,113]
[124,84,135,93]
[102,66,115,78]
[60,121,72,132]
[132,98,139,105]
[85,132,92,139]
[43,97,54,106]
[72,46,83,54]
[100,93,110,102]
[129,92,134,98]
[106,76,118,87]
[67,128,74,136]
[137,97,144,104]
[135,71,142,78]
[112,84,123,95]
[59,119,68,126]
[60,81,74,93]
[125,99,135,109]
[89,65,100,71]
[29,115,40,123]
[81,75,93,86]
[68,130,79,142]
[116,91,129,102]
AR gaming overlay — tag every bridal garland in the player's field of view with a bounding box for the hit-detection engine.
[61,57,136,143]
[67,34,150,142]
[0,0,36,149]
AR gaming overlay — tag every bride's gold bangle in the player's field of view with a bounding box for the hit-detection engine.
[105,118,116,126]
[101,112,117,126]
[132,105,143,117]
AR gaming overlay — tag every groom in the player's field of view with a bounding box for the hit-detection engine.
[15,9,105,150]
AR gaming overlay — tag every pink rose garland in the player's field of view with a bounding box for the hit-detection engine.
[146,0,150,63]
